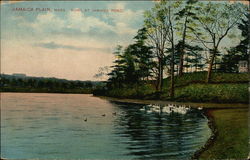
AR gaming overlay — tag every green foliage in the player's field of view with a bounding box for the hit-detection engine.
[236,13,250,54]
[219,13,249,72]
[174,83,248,103]
[107,28,155,88]
[219,48,245,73]
[191,2,247,81]
[100,1,248,103]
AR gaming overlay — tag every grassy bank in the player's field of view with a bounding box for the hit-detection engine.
[163,72,249,89]
[198,108,249,159]
[96,72,249,103]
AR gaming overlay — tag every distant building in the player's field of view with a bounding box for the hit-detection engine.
[12,73,26,77]
[238,60,248,73]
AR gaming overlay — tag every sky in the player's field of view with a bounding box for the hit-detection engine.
[1,1,155,80]
[1,0,248,81]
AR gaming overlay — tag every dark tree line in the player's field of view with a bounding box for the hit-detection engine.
[0,74,102,93]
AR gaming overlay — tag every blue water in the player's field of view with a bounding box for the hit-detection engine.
[1,93,211,159]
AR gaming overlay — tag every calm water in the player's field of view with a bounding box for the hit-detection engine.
[1,93,211,159]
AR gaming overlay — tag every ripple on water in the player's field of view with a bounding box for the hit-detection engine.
[1,93,211,159]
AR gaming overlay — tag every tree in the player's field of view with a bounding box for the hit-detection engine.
[220,13,249,72]
[144,0,181,98]
[219,48,242,72]
[175,0,198,76]
[160,0,183,98]
[235,12,250,57]
[166,2,177,98]
[123,46,138,83]
[107,45,138,88]
[107,45,125,88]
[191,2,246,82]
[185,44,204,72]
[144,3,169,91]
[132,28,155,81]
[94,66,110,81]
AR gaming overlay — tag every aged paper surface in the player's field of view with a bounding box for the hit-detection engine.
[1,0,249,159]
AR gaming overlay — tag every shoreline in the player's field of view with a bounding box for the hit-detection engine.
[97,96,248,159]
[191,109,218,159]
[97,95,248,109]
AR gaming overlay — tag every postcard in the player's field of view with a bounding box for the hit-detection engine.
[0,0,249,159]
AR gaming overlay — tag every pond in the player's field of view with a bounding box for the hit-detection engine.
[1,93,211,159]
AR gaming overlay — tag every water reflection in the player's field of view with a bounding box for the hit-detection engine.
[1,93,210,159]
[111,101,210,159]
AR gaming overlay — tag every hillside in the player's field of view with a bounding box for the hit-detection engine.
[95,72,249,103]
[161,72,249,103]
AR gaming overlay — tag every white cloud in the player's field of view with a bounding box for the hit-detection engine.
[66,9,139,36]
[107,2,126,10]
[1,2,147,80]
[106,2,144,35]
[29,12,65,32]
[116,22,136,35]
[67,11,113,33]
[11,2,145,43]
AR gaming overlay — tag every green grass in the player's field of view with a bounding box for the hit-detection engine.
[163,72,249,90]
[100,72,249,103]
[199,108,249,159]
[104,83,249,103]
[210,72,249,83]
[163,72,206,89]
[174,83,248,103]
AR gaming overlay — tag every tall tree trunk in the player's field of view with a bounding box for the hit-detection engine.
[179,54,184,75]
[170,50,175,98]
[159,57,163,92]
[186,60,188,72]
[160,63,163,91]
[170,42,175,98]
[214,59,217,72]
[178,16,188,76]
[156,58,163,91]
[196,60,198,72]
[156,72,160,91]
[168,6,175,99]
[206,48,217,83]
